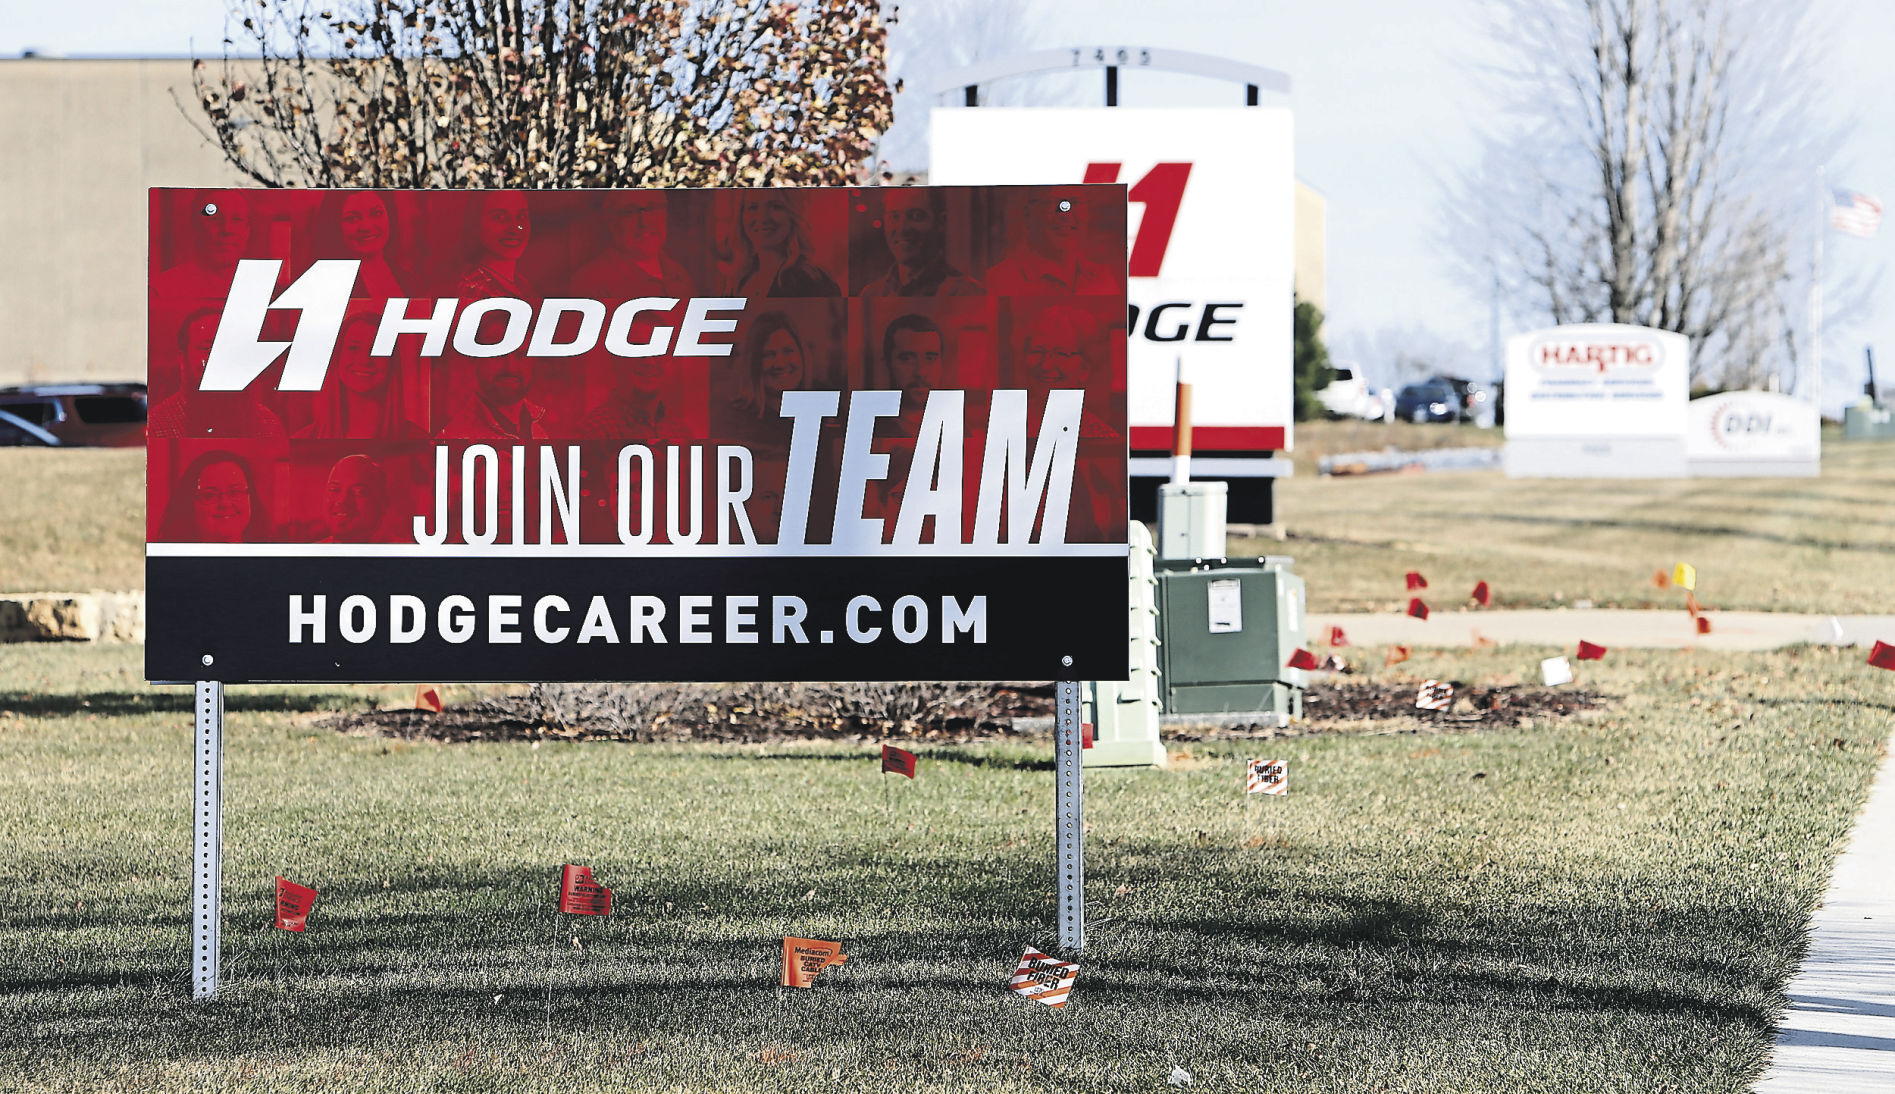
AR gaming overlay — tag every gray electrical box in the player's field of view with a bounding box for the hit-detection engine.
[1157,481,1227,560]
[1844,401,1895,440]
[1154,556,1306,717]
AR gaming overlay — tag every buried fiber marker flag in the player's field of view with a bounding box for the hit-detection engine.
[781,937,848,988]
[558,864,612,916]
[1577,641,1608,661]
[881,744,917,778]
[1286,648,1322,671]
[1009,946,1079,1008]
[274,876,317,932]
[1869,641,1895,671]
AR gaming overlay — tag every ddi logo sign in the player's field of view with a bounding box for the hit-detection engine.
[1083,162,1192,277]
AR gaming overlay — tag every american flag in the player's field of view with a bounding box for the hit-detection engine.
[1832,190,1883,239]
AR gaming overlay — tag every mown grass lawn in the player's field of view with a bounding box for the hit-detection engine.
[1259,431,1895,614]
[1,641,1887,1092]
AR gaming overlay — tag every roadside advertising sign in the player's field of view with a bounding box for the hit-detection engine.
[146,186,1130,683]
[929,107,1295,463]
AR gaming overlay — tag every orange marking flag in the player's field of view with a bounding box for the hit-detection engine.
[781,937,848,988]
[881,744,917,778]
[558,864,612,916]
[1385,645,1412,666]
[415,685,444,713]
[1286,648,1322,671]
[1009,946,1079,1008]
[1653,568,1672,589]
[1324,625,1349,647]
[274,876,317,932]
[1471,630,1497,649]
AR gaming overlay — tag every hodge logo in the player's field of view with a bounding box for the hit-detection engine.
[200,259,745,393]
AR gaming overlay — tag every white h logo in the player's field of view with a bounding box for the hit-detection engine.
[200,259,359,392]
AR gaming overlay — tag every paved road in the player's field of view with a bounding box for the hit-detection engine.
[1306,610,1895,652]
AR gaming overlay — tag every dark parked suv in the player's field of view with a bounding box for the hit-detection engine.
[0,383,148,446]
[1392,378,1461,423]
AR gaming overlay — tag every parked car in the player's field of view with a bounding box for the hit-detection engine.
[1316,365,1388,420]
[1443,377,1497,426]
[0,383,148,447]
[1392,379,1461,423]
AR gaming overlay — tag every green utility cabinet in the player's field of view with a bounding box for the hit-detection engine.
[1844,401,1895,440]
[1155,556,1306,718]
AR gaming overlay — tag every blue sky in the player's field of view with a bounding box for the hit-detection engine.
[10,0,1891,409]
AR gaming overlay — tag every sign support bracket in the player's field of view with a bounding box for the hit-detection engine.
[1055,658,1085,952]
[193,679,224,1000]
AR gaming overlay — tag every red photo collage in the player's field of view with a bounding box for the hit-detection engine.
[148,186,1127,546]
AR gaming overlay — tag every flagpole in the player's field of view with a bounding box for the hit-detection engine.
[1810,165,1826,404]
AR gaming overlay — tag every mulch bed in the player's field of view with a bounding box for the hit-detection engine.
[327,680,1608,745]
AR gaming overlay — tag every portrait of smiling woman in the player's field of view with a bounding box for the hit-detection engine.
[307,190,409,298]
[292,312,424,439]
[456,190,534,298]
[722,192,840,298]
[157,449,273,543]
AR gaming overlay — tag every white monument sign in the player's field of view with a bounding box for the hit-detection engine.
[1686,390,1821,476]
[1503,323,1690,477]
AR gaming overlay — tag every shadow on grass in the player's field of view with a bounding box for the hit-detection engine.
[1477,512,1885,554]
[0,690,357,719]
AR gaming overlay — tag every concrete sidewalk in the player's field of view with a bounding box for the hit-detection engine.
[1755,750,1895,1093]
[1307,610,1895,652]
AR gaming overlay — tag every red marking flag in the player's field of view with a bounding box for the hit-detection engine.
[1246,758,1287,796]
[1009,946,1079,1008]
[1415,680,1454,711]
[1407,598,1429,620]
[274,876,317,932]
[1696,616,1711,635]
[415,685,444,713]
[1471,581,1491,607]
[881,744,917,779]
[1082,723,1094,750]
[558,864,612,916]
[1286,647,1322,671]
[1324,625,1349,648]
[1869,641,1895,671]
[1576,641,1608,661]
[1385,645,1412,666]
[781,937,847,988]
[1405,571,1428,590]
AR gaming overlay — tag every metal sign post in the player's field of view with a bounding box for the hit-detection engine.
[192,679,224,1000]
[1055,659,1085,951]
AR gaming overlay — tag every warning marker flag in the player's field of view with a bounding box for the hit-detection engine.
[1577,640,1608,661]
[1415,680,1454,711]
[1009,946,1079,1008]
[1869,640,1895,671]
[1325,625,1350,647]
[1286,647,1322,671]
[558,864,612,916]
[1405,571,1428,590]
[1385,645,1412,666]
[274,876,317,932]
[1471,581,1492,607]
[415,685,444,713]
[1246,758,1287,795]
[1673,563,1697,590]
[1408,598,1430,620]
[781,937,847,988]
[880,744,917,778]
